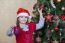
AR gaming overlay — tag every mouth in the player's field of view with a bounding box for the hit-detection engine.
[21,20,26,21]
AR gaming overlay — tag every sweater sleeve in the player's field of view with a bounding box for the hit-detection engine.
[7,26,14,36]
[36,15,45,30]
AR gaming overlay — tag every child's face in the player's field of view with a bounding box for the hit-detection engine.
[18,16,28,24]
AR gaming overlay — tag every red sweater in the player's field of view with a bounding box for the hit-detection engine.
[14,22,36,43]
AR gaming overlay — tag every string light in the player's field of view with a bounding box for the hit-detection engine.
[57,0,61,2]
[62,7,65,10]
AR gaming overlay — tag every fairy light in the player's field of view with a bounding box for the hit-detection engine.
[57,0,61,2]
[62,7,65,10]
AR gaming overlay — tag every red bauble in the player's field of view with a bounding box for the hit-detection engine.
[60,15,65,21]
[45,13,53,22]
[54,27,59,31]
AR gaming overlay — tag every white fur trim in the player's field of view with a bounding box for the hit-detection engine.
[17,13,32,19]
[17,13,29,17]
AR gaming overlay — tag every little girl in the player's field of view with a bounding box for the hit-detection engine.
[7,8,45,43]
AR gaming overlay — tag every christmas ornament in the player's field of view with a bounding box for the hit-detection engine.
[54,27,59,31]
[61,15,65,21]
[45,13,53,22]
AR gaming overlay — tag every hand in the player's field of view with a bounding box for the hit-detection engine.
[9,25,15,32]
[38,8,43,15]
[7,26,14,36]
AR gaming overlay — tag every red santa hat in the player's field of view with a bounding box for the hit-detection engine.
[17,8,32,18]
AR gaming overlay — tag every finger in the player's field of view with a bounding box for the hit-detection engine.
[40,9,42,11]
[38,8,40,12]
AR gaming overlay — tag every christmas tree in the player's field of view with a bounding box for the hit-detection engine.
[32,0,65,43]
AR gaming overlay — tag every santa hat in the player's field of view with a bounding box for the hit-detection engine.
[17,8,32,19]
